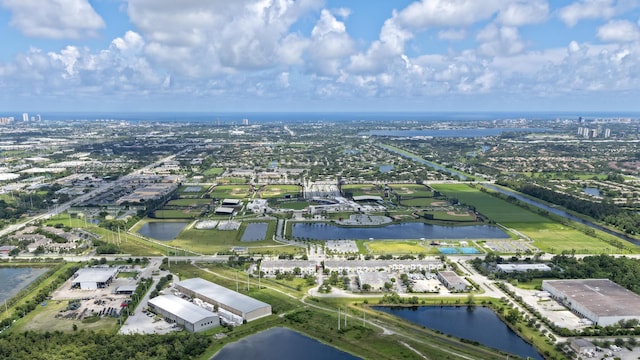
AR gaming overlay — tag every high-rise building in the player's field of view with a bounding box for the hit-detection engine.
[242,118,249,126]
[36,114,41,121]
[604,128,611,138]
[22,113,29,122]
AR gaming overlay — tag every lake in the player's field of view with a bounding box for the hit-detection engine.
[379,164,393,173]
[211,327,359,360]
[582,187,601,197]
[137,222,189,241]
[241,223,269,242]
[375,306,542,360]
[0,267,49,303]
[292,222,508,240]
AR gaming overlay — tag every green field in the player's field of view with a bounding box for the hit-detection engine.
[216,177,249,184]
[432,184,634,254]
[203,167,224,176]
[275,200,309,210]
[259,184,301,199]
[341,184,383,197]
[166,198,212,207]
[12,300,118,333]
[427,209,476,221]
[390,184,434,197]
[210,184,251,199]
[154,209,201,219]
[366,241,426,254]
[400,198,441,207]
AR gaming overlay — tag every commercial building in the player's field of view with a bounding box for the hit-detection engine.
[260,260,317,276]
[176,278,271,322]
[71,267,118,290]
[147,295,219,332]
[542,279,640,326]
[496,263,551,273]
[437,271,470,292]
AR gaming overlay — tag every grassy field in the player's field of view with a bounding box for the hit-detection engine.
[427,209,476,221]
[210,184,251,199]
[12,300,118,333]
[259,185,301,199]
[203,167,224,176]
[400,198,442,207]
[154,209,201,219]
[274,200,309,210]
[391,184,434,197]
[216,177,249,184]
[166,198,212,206]
[341,184,383,197]
[366,240,427,254]
[432,183,633,254]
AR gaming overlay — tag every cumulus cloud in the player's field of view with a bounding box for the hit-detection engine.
[557,0,639,27]
[496,0,549,26]
[477,24,526,57]
[127,0,323,76]
[597,19,640,42]
[307,9,355,75]
[0,0,105,39]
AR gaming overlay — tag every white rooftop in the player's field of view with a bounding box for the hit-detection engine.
[148,295,217,323]
[177,278,270,315]
[72,267,118,283]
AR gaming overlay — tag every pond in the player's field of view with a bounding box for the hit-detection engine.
[292,222,508,240]
[378,164,393,173]
[582,187,601,197]
[0,267,50,303]
[137,222,189,241]
[211,327,359,360]
[241,223,269,242]
[375,306,542,360]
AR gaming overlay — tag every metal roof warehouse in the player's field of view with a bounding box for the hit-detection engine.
[148,295,219,332]
[542,279,640,326]
[175,277,271,322]
[71,267,118,290]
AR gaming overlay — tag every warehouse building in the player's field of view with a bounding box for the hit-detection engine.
[176,278,271,322]
[542,279,640,326]
[71,267,118,290]
[147,295,219,332]
[437,271,470,292]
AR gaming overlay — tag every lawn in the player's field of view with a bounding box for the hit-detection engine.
[275,200,309,210]
[259,185,302,199]
[154,209,201,219]
[203,167,224,176]
[366,240,427,255]
[390,184,434,197]
[210,184,251,199]
[427,209,476,222]
[341,184,383,197]
[431,184,625,254]
[166,198,212,206]
[400,198,441,207]
[12,300,118,333]
[216,177,249,184]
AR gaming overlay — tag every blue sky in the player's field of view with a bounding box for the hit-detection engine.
[1,0,640,113]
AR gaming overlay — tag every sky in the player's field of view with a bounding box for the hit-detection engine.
[1,0,640,113]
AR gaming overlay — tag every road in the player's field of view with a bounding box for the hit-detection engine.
[0,152,184,238]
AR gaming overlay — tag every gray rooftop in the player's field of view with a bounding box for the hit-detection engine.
[148,295,217,323]
[543,279,640,317]
[72,267,118,283]
[496,263,551,273]
[176,278,270,314]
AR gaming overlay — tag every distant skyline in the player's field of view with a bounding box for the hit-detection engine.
[1,0,640,113]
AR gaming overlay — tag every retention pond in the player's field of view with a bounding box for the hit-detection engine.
[375,306,542,360]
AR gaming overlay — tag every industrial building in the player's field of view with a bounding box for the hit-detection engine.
[176,278,271,322]
[496,263,551,273]
[542,279,640,326]
[437,271,470,292]
[147,295,219,332]
[71,267,118,290]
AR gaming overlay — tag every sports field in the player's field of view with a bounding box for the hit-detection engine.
[366,240,427,254]
[427,209,476,221]
[210,184,251,199]
[166,198,212,207]
[390,184,434,197]
[341,184,383,197]
[400,198,441,207]
[259,185,301,199]
[432,184,634,254]
[203,167,224,176]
